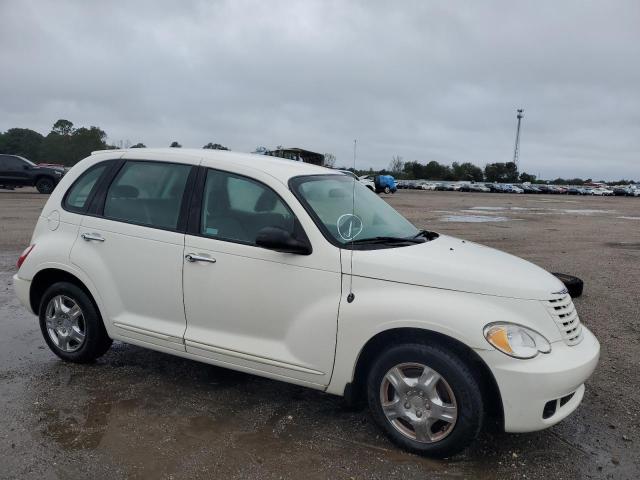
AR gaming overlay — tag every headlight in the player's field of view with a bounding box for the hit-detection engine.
[483,322,551,359]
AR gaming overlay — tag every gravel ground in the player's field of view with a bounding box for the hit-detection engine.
[1,188,639,479]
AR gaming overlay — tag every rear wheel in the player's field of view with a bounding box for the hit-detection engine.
[367,343,483,457]
[35,177,55,194]
[39,282,112,363]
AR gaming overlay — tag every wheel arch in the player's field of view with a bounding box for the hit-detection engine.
[30,268,100,318]
[345,327,504,426]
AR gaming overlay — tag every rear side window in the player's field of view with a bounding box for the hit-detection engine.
[200,169,295,244]
[0,156,25,170]
[103,161,191,230]
[63,164,108,212]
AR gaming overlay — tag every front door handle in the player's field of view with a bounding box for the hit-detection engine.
[81,232,105,242]
[185,253,216,264]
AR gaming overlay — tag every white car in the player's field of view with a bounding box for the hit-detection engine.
[504,184,524,193]
[420,183,437,191]
[591,187,613,196]
[357,175,376,192]
[13,148,600,457]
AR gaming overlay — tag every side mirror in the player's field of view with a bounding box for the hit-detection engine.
[256,226,312,255]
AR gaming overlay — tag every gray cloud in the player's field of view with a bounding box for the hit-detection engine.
[1,0,639,179]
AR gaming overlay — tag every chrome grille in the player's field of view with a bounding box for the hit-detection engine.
[545,294,583,345]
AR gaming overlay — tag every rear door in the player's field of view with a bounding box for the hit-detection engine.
[69,155,196,351]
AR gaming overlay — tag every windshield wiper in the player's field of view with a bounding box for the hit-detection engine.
[350,236,425,245]
[412,230,439,241]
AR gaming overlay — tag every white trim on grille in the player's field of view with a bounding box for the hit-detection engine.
[545,295,583,346]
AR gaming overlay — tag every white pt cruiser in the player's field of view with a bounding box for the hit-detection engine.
[14,148,600,456]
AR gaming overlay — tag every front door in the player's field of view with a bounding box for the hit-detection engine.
[70,159,194,351]
[182,168,341,387]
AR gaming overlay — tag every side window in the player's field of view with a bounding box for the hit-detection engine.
[200,169,295,244]
[103,161,191,230]
[63,164,108,212]
[3,156,24,170]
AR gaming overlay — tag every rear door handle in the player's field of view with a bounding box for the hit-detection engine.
[185,253,216,263]
[81,232,105,242]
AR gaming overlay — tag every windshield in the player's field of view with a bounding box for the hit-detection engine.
[290,174,420,246]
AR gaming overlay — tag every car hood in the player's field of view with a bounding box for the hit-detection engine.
[352,235,565,300]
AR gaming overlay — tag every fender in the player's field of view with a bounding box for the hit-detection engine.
[326,274,559,395]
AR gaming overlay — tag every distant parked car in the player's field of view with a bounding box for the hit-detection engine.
[357,175,377,192]
[0,154,66,194]
[373,175,397,194]
[468,184,490,192]
[420,183,437,191]
[503,184,523,193]
[613,187,633,196]
[591,187,613,196]
[566,187,581,195]
[521,185,540,194]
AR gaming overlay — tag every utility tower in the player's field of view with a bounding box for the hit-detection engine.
[512,108,524,169]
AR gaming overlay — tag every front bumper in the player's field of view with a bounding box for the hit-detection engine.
[476,325,600,433]
[13,274,33,314]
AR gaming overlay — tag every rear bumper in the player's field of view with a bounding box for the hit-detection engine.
[476,325,600,433]
[13,274,33,314]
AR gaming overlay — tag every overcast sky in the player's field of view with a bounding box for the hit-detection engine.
[1,1,639,179]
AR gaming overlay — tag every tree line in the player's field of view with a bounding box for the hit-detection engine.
[0,119,229,167]
[346,156,635,185]
[1,120,634,184]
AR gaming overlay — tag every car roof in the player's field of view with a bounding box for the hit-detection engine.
[91,148,333,183]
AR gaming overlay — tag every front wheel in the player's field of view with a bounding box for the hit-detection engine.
[367,343,483,457]
[384,186,391,194]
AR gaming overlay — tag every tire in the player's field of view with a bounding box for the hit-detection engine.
[384,187,391,194]
[35,177,55,194]
[38,282,112,363]
[367,343,483,457]
[552,272,584,298]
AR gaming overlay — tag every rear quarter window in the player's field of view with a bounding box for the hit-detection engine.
[63,164,109,213]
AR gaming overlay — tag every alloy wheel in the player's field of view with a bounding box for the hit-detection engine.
[45,295,86,352]
[379,362,458,443]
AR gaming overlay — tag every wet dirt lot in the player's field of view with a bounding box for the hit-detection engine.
[1,188,639,479]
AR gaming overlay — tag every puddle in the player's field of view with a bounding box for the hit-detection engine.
[469,206,506,211]
[617,216,640,220]
[440,215,516,223]
[605,242,640,250]
[558,209,616,215]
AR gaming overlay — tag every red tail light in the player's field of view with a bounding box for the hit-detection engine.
[16,245,35,270]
